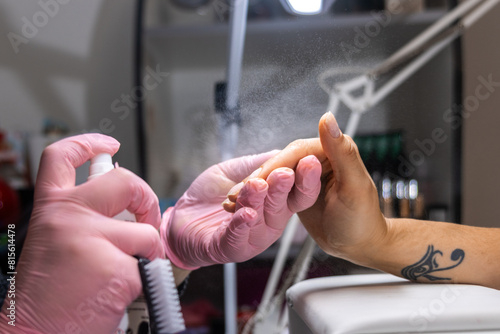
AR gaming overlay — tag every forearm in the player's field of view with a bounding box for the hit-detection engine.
[350,218,500,290]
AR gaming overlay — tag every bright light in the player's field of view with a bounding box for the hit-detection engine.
[285,0,322,15]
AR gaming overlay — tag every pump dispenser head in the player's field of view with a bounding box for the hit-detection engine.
[88,153,114,180]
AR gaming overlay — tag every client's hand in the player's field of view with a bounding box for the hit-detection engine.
[0,134,163,334]
[300,112,387,262]
[248,113,387,265]
[160,151,322,270]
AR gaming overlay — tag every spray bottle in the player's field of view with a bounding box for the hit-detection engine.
[88,153,136,222]
[88,154,150,334]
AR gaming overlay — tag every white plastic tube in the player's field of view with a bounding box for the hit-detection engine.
[461,0,500,29]
[371,30,458,109]
[367,0,499,112]
[226,0,249,112]
[223,1,249,334]
[371,0,482,77]
[224,262,238,334]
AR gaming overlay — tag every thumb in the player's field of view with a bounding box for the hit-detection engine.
[318,112,370,182]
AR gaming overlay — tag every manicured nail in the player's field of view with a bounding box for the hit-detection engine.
[227,182,244,202]
[324,112,341,138]
[301,159,321,190]
[222,199,236,213]
[248,167,262,179]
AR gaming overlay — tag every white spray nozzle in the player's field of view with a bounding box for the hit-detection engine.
[88,153,114,180]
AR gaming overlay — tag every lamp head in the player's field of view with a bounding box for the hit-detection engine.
[280,0,335,15]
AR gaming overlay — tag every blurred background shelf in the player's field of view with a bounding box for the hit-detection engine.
[145,10,447,38]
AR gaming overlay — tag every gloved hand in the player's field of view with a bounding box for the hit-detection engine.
[161,151,322,270]
[0,134,163,334]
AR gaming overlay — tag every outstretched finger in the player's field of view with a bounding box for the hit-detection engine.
[223,138,327,211]
[218,150,280,182]
[250,138,328,182]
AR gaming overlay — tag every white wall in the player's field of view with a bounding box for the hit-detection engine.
[0,0,139,176]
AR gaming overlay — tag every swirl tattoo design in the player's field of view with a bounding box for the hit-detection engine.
[401,245,465,281]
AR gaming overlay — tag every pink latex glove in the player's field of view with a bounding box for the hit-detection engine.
[0,134,163,334]
[160,151,322,270]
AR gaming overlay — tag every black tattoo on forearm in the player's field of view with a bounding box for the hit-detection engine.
[401,245,465,281]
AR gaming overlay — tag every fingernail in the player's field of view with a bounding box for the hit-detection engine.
[242,207,257,220]
[324,112,341,138]
[248,167,262,179]
[222,199,236,213]
[302,163,321,190]
[227,182,244,202]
